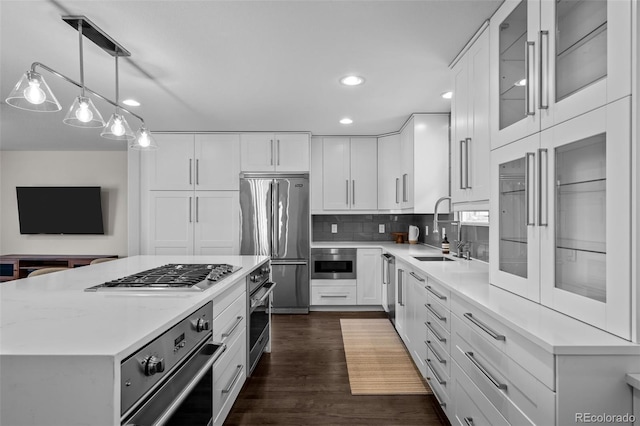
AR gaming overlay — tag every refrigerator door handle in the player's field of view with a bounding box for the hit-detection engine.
[270,181,275,256]
[274,181,280,256]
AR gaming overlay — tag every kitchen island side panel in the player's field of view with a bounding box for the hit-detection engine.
[0,355,116,426]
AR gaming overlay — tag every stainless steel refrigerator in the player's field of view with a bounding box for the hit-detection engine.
[239,173,309,313]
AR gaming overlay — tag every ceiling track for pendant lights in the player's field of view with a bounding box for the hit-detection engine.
[4,15,157,150]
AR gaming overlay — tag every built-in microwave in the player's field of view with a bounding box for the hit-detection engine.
[310,248,357,280]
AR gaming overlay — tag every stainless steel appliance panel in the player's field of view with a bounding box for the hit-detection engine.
[273,176,309,260]
[310,248,357,280]
[239,178,273,256]
[382,253,396,325]
[271,261,309,313]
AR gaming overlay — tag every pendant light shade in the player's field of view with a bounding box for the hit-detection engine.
[130,126,158,150]
[101,112,135,140]
[63,96,105,128]
[5,71,61,112]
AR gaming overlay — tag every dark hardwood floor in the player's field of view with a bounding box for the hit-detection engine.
[225,312,448,425]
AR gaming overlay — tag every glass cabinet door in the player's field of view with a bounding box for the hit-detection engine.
[540,99,631,340]
[490,133,541,302]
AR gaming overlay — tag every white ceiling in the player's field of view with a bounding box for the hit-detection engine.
[0,0,502,151]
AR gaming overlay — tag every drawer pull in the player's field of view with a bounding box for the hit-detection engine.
[425,303,446,322]
[425,340,446,364]
[464,417,474,426]
[320,294,348,298]
[221,316,243,341]
[424,321,446,343]
[426,359,446,385]
[463,313,505,341]
[425,285,446,300]
[431,387,447,408]
[465,351,507,390]
[409,271,425,282]
[222,364,243,394]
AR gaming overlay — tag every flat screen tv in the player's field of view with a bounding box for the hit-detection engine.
[16,186,105,235]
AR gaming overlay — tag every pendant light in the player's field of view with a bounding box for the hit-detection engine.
[5,70,61,112]
[101,55,134,140]
[130,125,158,150]
[63,20,105,128]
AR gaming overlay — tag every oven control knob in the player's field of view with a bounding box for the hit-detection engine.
[261,266,270,274]
[196,318,210,332]
[144,356,165,376]
[250,275,260,282]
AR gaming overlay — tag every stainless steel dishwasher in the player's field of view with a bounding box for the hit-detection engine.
[381,253,396,325]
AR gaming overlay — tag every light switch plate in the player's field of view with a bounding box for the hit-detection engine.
[331,224,338,233]
[425,226,429,236]
[378,224,385,233]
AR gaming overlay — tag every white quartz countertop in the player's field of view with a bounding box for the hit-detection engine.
[0,255,269,359]
[312,241,640,355]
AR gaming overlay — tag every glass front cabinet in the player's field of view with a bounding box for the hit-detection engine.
[490,99,632,339]
[490,0,632,149]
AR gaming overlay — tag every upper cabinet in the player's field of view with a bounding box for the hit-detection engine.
[397,114,450,213]
[490,99,632,339]
[146,134,240,191]
[240,133,310,172]
[451,26,491,206]
[490,0,632,149]
[377,134,402,210]
[322,137,378,211]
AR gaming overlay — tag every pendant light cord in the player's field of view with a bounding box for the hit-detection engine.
[115,55,119,112]
[78,21,85,97]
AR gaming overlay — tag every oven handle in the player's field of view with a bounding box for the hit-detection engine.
[250,282,277,309]
[153,342,227,426]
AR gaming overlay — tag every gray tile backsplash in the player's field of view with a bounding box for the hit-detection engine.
[312,214,490,262]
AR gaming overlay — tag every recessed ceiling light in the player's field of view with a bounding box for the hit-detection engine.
[122,99,140,107]
[340,75,365,86]
[514,79,527,87]
[441,91,453,99]
[340,118,353,125]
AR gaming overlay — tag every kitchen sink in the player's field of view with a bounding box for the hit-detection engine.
[413,256,455,261]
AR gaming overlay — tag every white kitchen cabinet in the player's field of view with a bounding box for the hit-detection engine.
[490,0,632,149]
[356,249,382,305]
[322,137,377,211]
[451,26,490,206]
[406,269,428,374]
[146,133,240,191]
[310,136,323,212]
[311,280,358,305]
[377,134,402,210]
[145,191,239,255]
[240,133,309,172]
[398,114,450,213]
[395,262,408,338]
[490,99,632,339]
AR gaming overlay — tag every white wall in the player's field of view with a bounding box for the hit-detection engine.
[0,151,128,257]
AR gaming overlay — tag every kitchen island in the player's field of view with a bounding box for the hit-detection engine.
[0,255,269,426]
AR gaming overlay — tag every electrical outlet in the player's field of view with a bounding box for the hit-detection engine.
[331,224,338,234]
[425,226,429,236]
[378,224,385,233]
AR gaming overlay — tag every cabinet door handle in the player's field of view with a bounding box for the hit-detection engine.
[538,148,548,226]
[195,159,199,185]
[221,316,243,341]
[270,139,274,166]
[346,180,349,205]
[424,321,446,343]
[222,365,243,394]
[425,285,446,300]
[464,417,474,426]
[463,313,505,341]
[465,137,471,189]
[189,159,193,185]
[525,152,536,226]
[195,197,199,222]
[402,174,408,202]
[425,303,446,322]
[539,30,549,110]
[409,271,425,282]
[277,139,280,165]
[395,178,400,204]
[425,359,446,385]
[465,351,507,390]
[459,139,466,190]
[320,294,348,298]
[352,180,355,205]
[425,340,446,364]
[398,269,404,306]
[525,41,536,116]
[188,197,192,223]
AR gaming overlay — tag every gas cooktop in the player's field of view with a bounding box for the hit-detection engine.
[85,264,241,292]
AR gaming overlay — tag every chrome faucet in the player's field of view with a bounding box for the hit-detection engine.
[433,196,470,259]
[432,196,451,235]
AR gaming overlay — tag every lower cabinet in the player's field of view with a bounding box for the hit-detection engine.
[311,280,358,305]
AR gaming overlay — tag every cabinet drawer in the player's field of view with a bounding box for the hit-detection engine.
[425,317,451,357]
[213,329,246,426]
[211,291,246,344]
[425,277,451,310]
[425,300,450,332]
[212,281,246,318]
[452,361,509,426]
[451,295,555,389]
[452,315,555,426]
[427,363,451,418]
[426,338,450,381]
[311,285,357,305]
[426,354,450,400]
